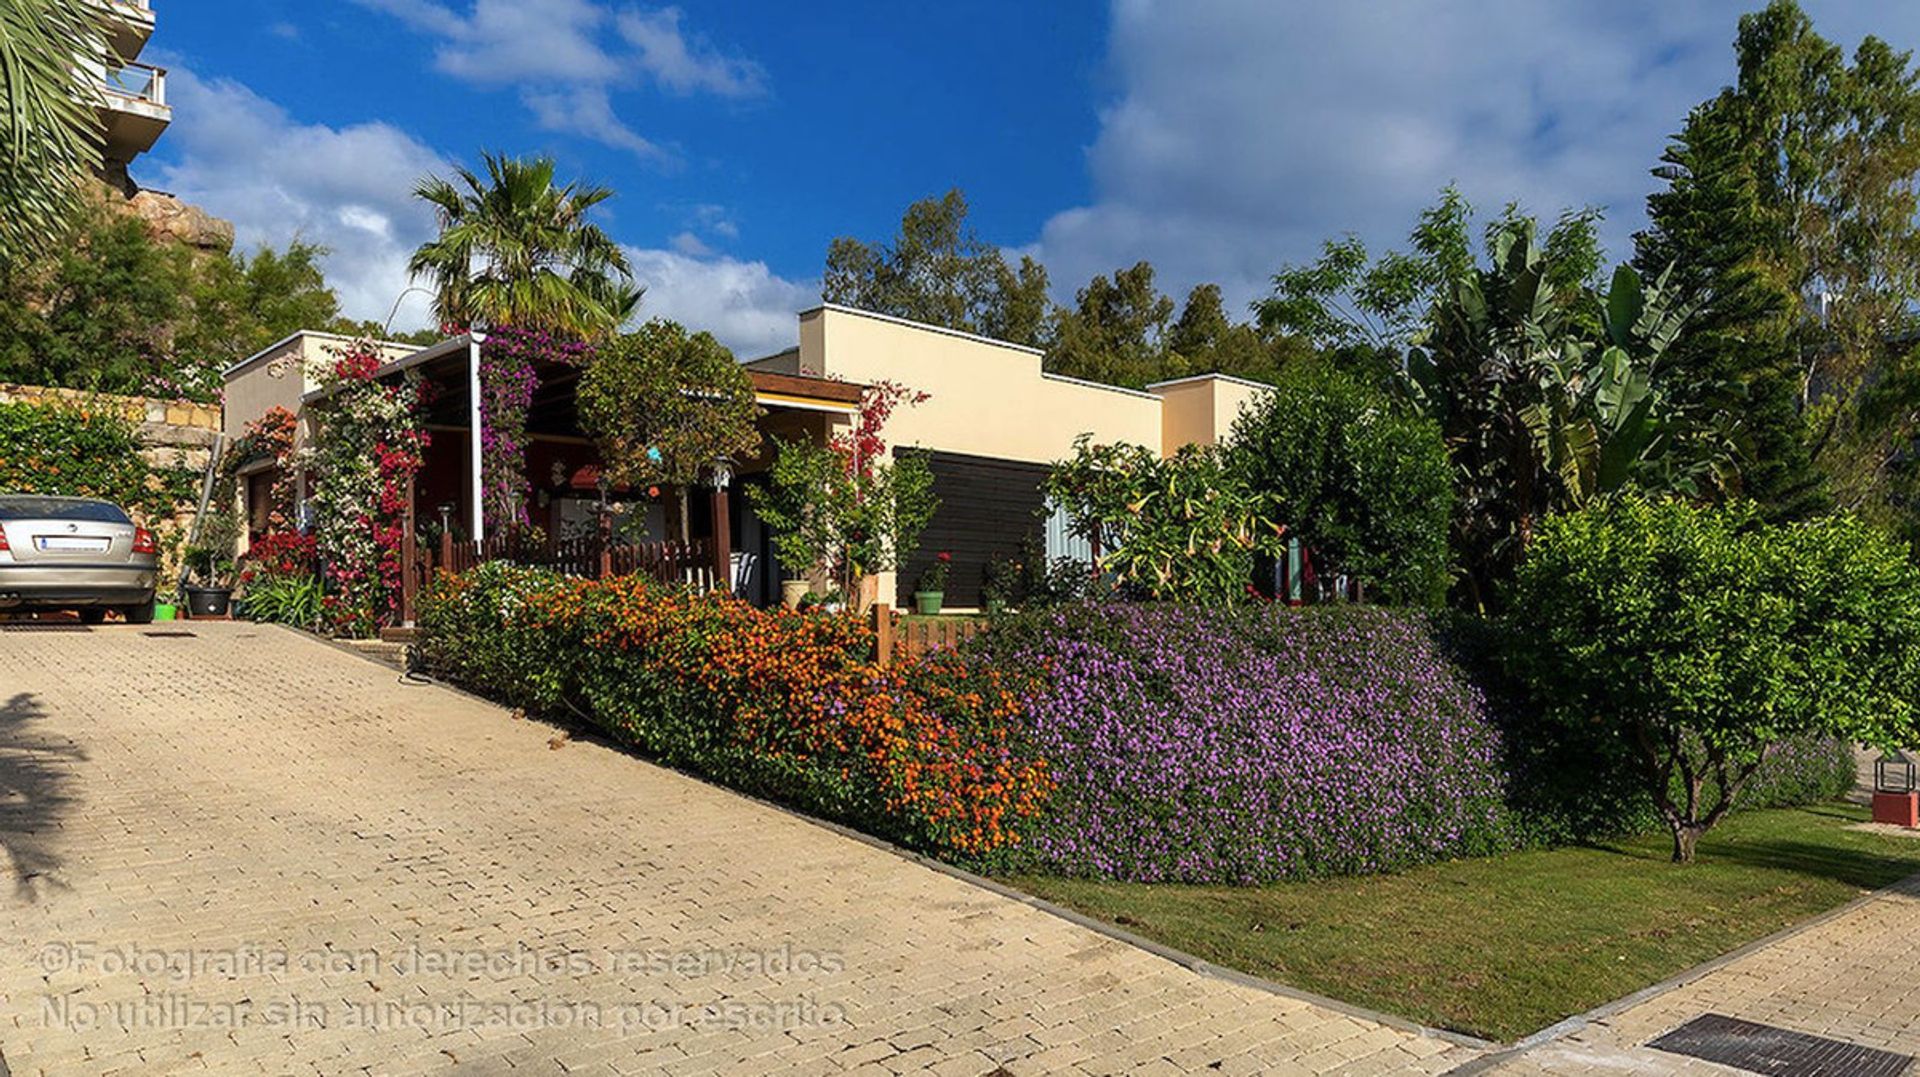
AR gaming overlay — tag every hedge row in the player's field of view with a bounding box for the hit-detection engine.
[418,567,1855,884]
[418,564,1050,864]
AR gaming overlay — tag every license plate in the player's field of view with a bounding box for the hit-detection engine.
[35,536,110,552]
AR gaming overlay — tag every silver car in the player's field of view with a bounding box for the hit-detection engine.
[0,495,158,624]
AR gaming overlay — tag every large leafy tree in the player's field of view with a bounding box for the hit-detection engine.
[409,153,635,337]
[1161,283,1310,386]
[1636,1,1920,526]
[1044,261,1176,387]
[0,203,407,399]
[1226,362,1453,606]
[0,0,104,265]
[823,189,1051,347]
[576,319,762,491]
[1258,187,1604,359]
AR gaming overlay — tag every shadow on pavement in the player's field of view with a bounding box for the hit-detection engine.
[0,692,83,903]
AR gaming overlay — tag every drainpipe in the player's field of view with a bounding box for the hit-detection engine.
[468,330,487,544]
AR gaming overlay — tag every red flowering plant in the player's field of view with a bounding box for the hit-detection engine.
[917,550,952,594]
[303,342,430,637]
[749,381,938,605]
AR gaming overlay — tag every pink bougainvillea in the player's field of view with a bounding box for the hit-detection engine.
[476,325,595,533]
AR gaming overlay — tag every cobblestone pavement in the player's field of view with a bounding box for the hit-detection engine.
[0,623,1475,1076]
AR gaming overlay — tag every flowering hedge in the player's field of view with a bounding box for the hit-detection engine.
[976,603,1514,882]
[417,564,1050,863]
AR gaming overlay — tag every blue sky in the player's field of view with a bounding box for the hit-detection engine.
[142,2,1920,357]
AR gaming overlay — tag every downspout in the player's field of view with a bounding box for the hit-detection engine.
[468,331,486,543]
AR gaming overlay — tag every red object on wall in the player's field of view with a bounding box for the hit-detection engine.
[1872,791,1919,828]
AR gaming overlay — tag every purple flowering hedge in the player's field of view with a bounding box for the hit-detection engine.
[974,602,1515,882]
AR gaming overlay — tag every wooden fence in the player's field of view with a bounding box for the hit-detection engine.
[870,603,989,667]
[400,526,713,624]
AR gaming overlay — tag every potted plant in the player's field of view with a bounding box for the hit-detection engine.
[982,554,1017,615]
[153,587,178,623]
[914,551,951,616]
[182,510,239,618]
[780,578,814,609]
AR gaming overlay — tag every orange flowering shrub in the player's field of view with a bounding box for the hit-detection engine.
[418,564,1051,863]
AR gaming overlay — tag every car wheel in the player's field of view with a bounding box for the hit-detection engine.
[79,608,108,625]
[123,600,155,625]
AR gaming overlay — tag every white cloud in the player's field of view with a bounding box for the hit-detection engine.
[668,231,713,257]
[622,247,818,357]
[350,0,763,161]
[154,71,811,355]
[1035,1,1920,318]
[617,8,766,98]
[151,68,452,336]
[521,86,669,164]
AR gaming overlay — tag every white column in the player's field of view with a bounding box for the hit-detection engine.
[468,333,485,543]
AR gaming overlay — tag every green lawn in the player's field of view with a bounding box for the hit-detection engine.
[1009,804,1920,1042]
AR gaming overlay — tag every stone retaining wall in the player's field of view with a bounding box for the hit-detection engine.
[1,384,224,580]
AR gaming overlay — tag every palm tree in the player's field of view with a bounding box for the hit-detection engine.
[0,0,106,264]
[408,153,635,336]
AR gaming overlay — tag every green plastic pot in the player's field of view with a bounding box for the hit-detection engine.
[153,604,176,622]
[914,591,944,616]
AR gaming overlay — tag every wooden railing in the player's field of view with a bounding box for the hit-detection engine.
[869,603,989,668]
[400,526,714,624]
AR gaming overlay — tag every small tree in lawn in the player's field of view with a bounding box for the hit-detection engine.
[748,382,935,607]
[1509,494,1920,862]
[576,319,761,535]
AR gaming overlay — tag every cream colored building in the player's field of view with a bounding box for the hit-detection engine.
[748,305,1271,606]
[219,307,1271,610]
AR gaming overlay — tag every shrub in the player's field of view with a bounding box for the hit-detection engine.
[1044,437,1281,607]
[974,602,1513,882]
[417,565,1050,863]
[0,398,195,526]
[1508,494,1920,861]
[1226,361,1453,606]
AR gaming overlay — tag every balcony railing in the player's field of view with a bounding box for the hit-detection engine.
[102,62,165,107]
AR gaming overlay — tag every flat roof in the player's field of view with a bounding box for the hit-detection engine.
[800,303,1048,357]
[223,329,427,379]
[1144,372,1277,393]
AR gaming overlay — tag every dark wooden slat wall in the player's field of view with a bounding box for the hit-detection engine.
[895,448,1049,608]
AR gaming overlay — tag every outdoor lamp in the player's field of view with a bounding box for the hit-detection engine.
[1876,750,1916,795]
[1873,749,1919,828]
[709,456,735,490]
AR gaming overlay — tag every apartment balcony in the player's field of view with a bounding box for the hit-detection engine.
[99,61,170,166]
[92,0,156,64]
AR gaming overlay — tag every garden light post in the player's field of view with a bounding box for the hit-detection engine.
[709,456,734,595]
[1873,750,1918,828]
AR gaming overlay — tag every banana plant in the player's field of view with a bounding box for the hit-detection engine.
[1404,219,1731,608]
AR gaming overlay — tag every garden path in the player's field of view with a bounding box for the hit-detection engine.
[0,622,1472,1075]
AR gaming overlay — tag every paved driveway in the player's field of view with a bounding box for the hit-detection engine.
[0,623,1472,1076]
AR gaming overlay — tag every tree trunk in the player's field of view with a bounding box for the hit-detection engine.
[1671,821,1703,864]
